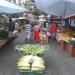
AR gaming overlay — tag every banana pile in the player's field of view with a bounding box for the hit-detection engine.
[17,55,45,72]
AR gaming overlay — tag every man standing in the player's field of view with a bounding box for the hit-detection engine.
[25,20,32,41]
[8,17,15,32]
[50,22,57,40]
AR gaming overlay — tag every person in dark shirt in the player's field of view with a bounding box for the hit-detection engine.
[8,17,15,32]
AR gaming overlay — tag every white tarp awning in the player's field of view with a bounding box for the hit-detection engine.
[0,0,29,13]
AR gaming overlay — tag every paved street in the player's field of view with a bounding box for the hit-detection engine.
[0,31,75,75]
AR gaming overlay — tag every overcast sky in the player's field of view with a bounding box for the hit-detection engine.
[35,0,51,9]
[35,0,75,10]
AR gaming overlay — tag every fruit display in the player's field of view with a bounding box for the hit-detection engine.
[39,31,48,40]
[17,55,45,72]
[61,27,75,36]
[15,44,47,55]
[56,33,72,42]
[61,28,71,34]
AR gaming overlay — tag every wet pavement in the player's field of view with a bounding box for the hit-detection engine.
[0,31,75,75]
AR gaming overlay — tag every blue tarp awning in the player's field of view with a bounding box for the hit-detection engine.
[0,0,29,13]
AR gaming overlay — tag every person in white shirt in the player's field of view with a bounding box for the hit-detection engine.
[25,20,32,41]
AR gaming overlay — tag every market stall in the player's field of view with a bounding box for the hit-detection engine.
[56,15,75,57]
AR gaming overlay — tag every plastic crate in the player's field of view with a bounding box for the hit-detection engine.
[20,71,28,75]
[19,71,43,75]
[20,71,32,75]
[33,72,43,75]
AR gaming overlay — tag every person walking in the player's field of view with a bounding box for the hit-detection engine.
[33,23,41,43]
[50,22,57,40]
[8,17,15,32]
[25,20,32,41]
[8,17,16,39]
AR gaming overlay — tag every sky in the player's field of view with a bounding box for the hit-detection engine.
[35,0,51,9]
[35,0,75,9]
[5,0,75,12]
[35,0,75,13]
[16,0,53,8]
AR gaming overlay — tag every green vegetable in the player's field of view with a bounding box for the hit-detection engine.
[15,44,46,55]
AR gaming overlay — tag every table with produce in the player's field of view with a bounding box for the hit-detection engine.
[56,28,75,43]
[56,27,75,56]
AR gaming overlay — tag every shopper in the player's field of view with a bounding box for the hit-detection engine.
[25,20,32,41]
[33,23,41,43]
[50,22,57,40]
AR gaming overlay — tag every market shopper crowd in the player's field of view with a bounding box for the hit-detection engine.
[24,19,57,43]
[7,17,57,43]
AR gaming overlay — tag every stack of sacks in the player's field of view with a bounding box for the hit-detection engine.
[17,55,33,70]
[31,56,45,72]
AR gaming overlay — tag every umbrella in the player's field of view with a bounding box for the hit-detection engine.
[0,0,28,13]
[46,0,75,17]
[36,0,75,17]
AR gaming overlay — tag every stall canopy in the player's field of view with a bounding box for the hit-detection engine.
[0,0,29,13]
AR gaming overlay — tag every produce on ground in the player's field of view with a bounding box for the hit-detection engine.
[17,55,33,70]
[15,44,46,55]
[17,55,45,72]
[31,56,45,71]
